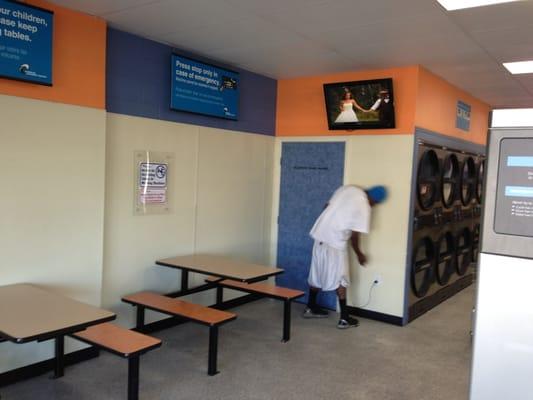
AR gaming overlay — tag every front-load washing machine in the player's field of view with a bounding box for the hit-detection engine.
[435,229,458,287]
[459,154,477,220]
[415,146,442,230]
[440,150,461,225]
[455,222,474,277]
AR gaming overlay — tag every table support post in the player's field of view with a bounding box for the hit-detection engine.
[282,300,291,343]
[216,286,223,306]
[181,270,189,292]
[53,335,65,378]
[128,356,140,400]
[136,306,145,331]
[208,325,219,376]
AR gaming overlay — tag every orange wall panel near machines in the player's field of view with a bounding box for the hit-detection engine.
[276,65,419,137]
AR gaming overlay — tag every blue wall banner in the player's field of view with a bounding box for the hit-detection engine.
[456,100,471,132]
[171,54,239,120]
[0,0,53,85]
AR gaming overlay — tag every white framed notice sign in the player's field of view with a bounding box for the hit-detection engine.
[134,151,174,216]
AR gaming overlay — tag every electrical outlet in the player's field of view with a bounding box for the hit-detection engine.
[373,275,382,286]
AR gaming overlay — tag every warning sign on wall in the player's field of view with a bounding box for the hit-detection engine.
[134,151,174,216]
[139,163,168,187]
[138,188,167,204]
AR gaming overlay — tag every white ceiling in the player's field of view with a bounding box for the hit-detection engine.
[50,0,533,108]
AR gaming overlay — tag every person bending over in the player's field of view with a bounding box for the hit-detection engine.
[303,185,387,329]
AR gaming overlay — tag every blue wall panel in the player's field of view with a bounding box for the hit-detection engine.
[106,28,277,136]
[276,142,346,310]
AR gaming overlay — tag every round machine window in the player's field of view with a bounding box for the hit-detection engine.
[417,150,440,210]
[456,228,472,275]
[436,231,456,286]
[441,154,459,208]
[411,237,436,298]
[476,161,484,204]
[461,157,476,206]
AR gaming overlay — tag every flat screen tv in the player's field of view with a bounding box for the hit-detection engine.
[171,54,239,120]
[324,78,395,130]
[0,0,54,85]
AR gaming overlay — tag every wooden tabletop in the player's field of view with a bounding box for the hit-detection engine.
[0,284,116,343]
[156,254,283,282]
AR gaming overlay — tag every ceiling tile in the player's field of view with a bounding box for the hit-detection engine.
[49,0,162,16]
[448,0,533,32]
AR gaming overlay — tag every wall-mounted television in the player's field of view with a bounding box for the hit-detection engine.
[171,54,239,120]
[0,0,54,85]
[324,78,395,130]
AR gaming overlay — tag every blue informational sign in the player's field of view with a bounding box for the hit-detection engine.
[0,0,53,85]
[171,54,239,120]
[456,100,471,132]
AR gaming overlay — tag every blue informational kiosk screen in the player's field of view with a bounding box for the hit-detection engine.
[0,0,54,85]
[171,54,239,120]
[494,138,533,237]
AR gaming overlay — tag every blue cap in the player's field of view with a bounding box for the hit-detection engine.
[367,185,388,204]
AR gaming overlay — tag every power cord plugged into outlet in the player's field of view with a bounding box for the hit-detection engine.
[357,277,381,308]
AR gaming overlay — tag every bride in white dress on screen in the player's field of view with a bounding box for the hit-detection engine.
[334,90,368,123]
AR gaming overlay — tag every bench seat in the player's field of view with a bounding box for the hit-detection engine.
[122,291,236,375]
[206,277,304,342]
[72,323,161,400]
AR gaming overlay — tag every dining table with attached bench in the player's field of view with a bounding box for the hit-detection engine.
[0,283,116,379]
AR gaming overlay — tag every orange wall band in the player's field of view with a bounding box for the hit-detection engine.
[0,0,106,109]
[276,65,419,137]
[415,67,490,145]
[276,65,490,144]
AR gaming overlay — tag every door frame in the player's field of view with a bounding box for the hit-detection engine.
[269,136,350,271]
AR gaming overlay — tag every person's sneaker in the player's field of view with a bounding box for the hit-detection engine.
[337,316,360,329]
[302,307,329,318]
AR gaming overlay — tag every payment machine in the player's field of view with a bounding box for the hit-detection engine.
[470,128,533,400]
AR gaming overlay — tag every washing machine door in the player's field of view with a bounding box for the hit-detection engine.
[461,157,476,206]
[411,236,436,298]
[472,224,480,264]
[475,160,484,204]
[456,228,472,275]
[417,150,440,211]
[436,231,456,285]
[441,153,459,208]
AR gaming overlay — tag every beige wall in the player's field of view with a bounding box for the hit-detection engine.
[103,114,275,326]
[271,135,413,318]
[345,135,413,317]
[0,95,107,372]
[0,106,274,372]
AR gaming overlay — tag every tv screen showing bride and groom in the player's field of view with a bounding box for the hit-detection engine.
[323,78,395,130]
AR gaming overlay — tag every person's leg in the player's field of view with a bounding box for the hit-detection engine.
[336,284,359,328]
[336,286,348,321]
[307,286,320,309]
[304,242,329,318]
[335,250,359,329]
[303,286,328,318]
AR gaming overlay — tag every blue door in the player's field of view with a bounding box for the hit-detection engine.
[276,142,346,310]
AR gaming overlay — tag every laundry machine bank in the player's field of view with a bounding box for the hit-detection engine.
[470,128,533,400]
[406,129,485,323]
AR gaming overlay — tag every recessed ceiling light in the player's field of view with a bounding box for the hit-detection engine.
[437,0,520,11]
[503,61,533,74]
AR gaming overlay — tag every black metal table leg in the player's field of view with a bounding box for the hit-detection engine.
[128,356,140,400]
[216,286,223,306]
[282,300,291,343]
[53,335,65,378]
[181,270,189,292]
[208,325,219,376]
[136,306,145,331]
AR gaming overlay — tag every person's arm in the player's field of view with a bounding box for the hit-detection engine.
[370,98,381,111]
[350,231,367,266]
[352,99,370,113]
